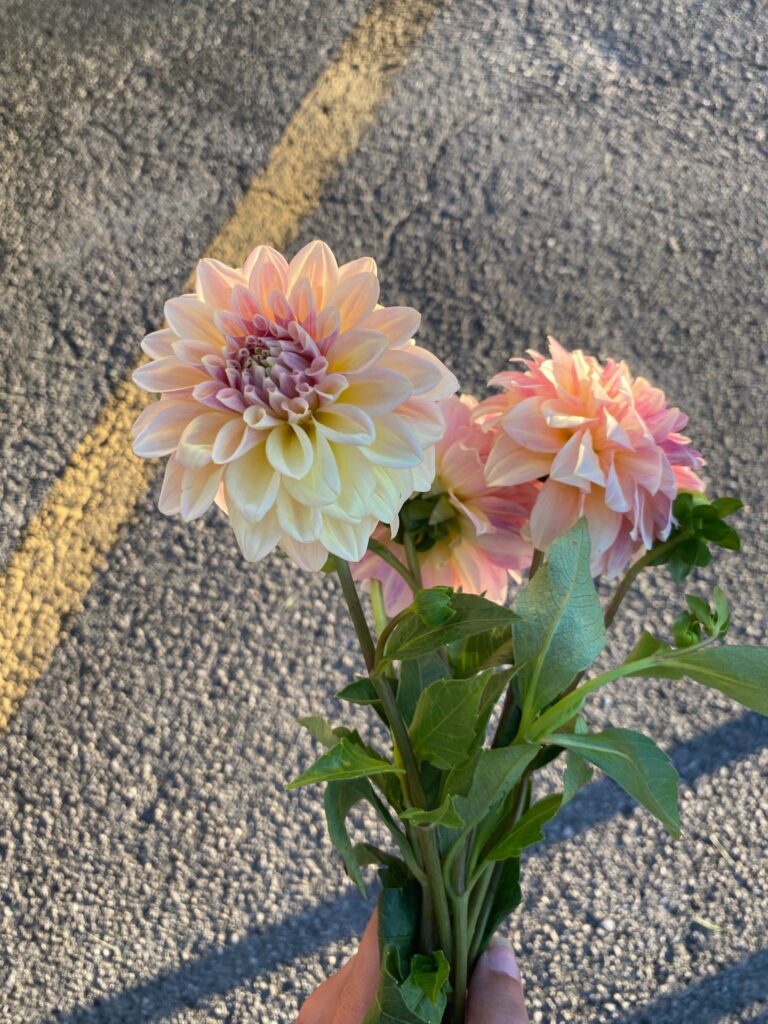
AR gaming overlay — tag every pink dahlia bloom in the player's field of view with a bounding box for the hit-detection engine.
[352,395,538,615]
[131,241,457,570]
[475,338,705,578]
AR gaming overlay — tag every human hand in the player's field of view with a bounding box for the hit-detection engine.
[298,912,530,1023]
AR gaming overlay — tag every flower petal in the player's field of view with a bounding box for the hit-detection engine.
[396,397,446,446]
[132,398,200,457]
[502,397,569,453]
[333,446,376,519]
[484,436,552,487]
[529,480,582,550]
[230,505,281,562]
[337,256,377,282]
[363,415,422,469]
[379,344,457,399]
[133,357,209,394]
[211,418,259,464]
[325,328,388,373]
[341,369,413,415]
[172,338,222,365]
[224,443,281,521]
[180,462,224,521]
[288,276,317,330]
[164,295,223,344]
[549,429,606,491]
[583,488,623,559]
[283,428,341,506]
[247,248,289,314]
[177,412,233,469]
[196,258,243,309]
[265,422,314,478]
[278,536,329,572]
[158,454,184,515]
[287,240,339,308]
[327,272,380,332]
[359,306,421,347]
[141,328,176,358]
[320,514,376,563]
[314,404,376,445]
[277,494,323,542]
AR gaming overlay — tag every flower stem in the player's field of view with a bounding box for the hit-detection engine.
[603,532,690,630]
[368,538,417,591]
[370,578,388,636]
[334,557,376,673]
[451,893,470,1024]
[403,532,424,590]
[335,558,453,962]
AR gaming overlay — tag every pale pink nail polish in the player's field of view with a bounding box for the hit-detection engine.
[485,939,522,981]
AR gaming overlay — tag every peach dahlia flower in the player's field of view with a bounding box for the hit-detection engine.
[131,241,457,570]
[353,395,538,615]
[475,338,705,578]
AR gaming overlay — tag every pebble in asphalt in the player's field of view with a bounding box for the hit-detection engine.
[1,0,767,1022]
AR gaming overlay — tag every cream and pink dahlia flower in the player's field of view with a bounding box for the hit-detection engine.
[353,394,538,615]
[475,338,705,578]
[131,240,457,570]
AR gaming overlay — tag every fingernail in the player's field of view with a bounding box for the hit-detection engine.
[485,938,521,981]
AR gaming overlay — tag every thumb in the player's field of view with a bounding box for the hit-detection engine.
[467,938,530,1024]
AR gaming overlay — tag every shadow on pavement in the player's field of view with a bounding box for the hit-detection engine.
[44,711,767,1023]
[45,888,371,1023]
[612,948,768,1024]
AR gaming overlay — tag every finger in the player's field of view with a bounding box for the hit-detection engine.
[332,909,381,1023]
[297,957,355,1024]
[467,939,530,1024]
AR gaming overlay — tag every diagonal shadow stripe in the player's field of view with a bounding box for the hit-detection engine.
[43,889,373,1024]
[41,711,767,1023]
[612,948,768,1024]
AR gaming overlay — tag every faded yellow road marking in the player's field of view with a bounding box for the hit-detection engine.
[0,0,446,729]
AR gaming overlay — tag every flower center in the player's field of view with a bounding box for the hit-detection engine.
[211,310,345,422]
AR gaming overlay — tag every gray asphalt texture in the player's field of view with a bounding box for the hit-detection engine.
[1,1,767,1022]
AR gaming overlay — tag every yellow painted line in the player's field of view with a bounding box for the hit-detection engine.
[0,0,446,729]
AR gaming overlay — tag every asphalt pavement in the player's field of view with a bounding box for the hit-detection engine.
[1,1,767,1022]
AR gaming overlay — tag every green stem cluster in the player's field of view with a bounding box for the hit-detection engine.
[331,522,687,1022]
[335,557,453,964]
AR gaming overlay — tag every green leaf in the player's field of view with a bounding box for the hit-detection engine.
[397,654,447,725]
[624,629,672,660]
[401,796,463,829]
[561,714,593,803]
[287,737,403,789]
[658,646,768,715]
[378,879,420,969]
[447,625,513,678]
[337,677,382,706]
[404,951,450,1007]
[409,670,493,769]
[486,793,563,861]
[383,592,515,666]
[563,751,593,804]
[448,744,539,835]
[364,957,443,1024]
[477,857,522,953]
[549,728,680,836]
[298,715,338,749]
[513,520,605,721]
[711,497,743,518]
[354,843,409,887]
[324,781,369,896]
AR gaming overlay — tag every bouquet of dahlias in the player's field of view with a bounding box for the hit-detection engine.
[132,240,768,1023]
